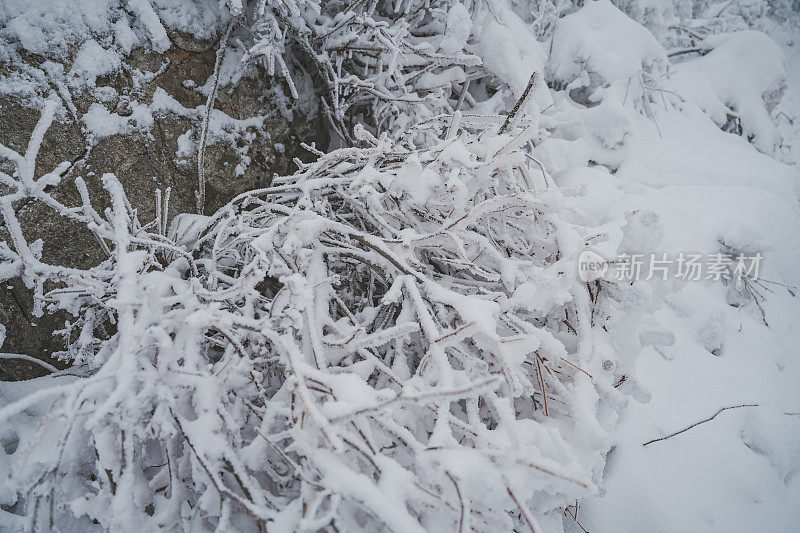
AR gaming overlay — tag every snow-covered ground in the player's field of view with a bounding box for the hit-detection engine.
[574,47,800,533]
[554,8,800,531]
[1,1,799,531]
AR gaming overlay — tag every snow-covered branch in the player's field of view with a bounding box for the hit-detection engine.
[0,100,621,531]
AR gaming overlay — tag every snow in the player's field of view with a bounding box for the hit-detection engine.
[82,101,154,139]
[439,3,472,56]
[2,1,800,532]
[128,0,172,53]
[68,39,122,89]
[0,0,118,57]
[671,30,788,153]
[547,0,667,93]
[471,0,552,113]
[0,0,225,59]
[549,11,800,532]
[152,0,228,41]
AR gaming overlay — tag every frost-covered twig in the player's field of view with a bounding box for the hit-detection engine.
[240,0,485,141]
[499,72,540,134]
[0,101,621,531]
[0,354,57,373]
[197,21,237,215]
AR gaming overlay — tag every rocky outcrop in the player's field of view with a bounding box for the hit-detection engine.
[0,36,326,379]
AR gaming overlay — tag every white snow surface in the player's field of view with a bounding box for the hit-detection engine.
[542,6,800,532]
[671,30,788,153]
[547,0,667,92]
[0,0,224,58]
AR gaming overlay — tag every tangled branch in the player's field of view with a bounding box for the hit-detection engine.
[0,99,619,531]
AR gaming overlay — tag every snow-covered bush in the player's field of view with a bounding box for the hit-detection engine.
[2,1,799,531]
[547,1,667,104]
[1,0,479,141]
[612,0,685,39]
[240,0,582,141]
[0,95,627,530]
[241,0,486,142]
[670,30,787,153]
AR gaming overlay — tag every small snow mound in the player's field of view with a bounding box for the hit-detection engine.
[741,408,800,482]
[68,39,121,88]
[671,30,787,154]
[439,2,471,56]
[472,0,551,111]
[0,0,118,57]
[82,101,154,139]
[547,0,667,93]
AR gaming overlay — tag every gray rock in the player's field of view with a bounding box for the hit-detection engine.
[0,38,326,379]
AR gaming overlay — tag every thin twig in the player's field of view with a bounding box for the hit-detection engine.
[0,353,57,373]
[507,487,537,533]
[563,502,589,533]
[499,72,539,134]
[446,471,466,533]
[643,404,759,446]
[197,21,236,215]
